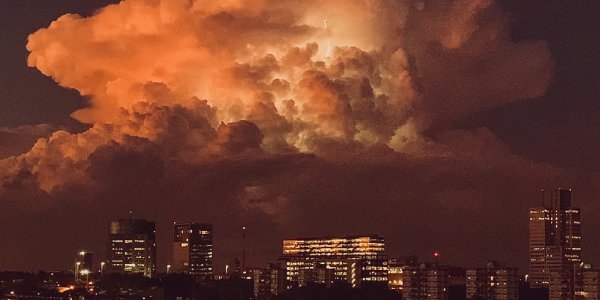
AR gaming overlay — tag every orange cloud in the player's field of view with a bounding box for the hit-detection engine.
[1,0,555,194]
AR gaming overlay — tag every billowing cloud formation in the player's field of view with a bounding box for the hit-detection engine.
[0,124,56,159]
[0,0,569,270]
[21,0,553,164]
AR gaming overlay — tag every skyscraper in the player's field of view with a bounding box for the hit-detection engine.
[172,222,213,279]
[529,188,582,296]
[107,215,156,278]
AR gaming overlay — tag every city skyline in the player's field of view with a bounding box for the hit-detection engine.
[1,195,599,299]
[0,196,573,275]
[1,0,600,281]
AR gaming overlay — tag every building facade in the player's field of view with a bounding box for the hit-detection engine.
[253,263,287,299]
[581,268,600,300]
[529,188,582,297]
[466,261,519,300]
[282,235,388,288]
[402,262,450,300]
[172,222,213,280]
[107,217,156,277]
[388,258,406,292]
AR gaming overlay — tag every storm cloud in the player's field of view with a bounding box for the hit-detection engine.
[2,0,594,273]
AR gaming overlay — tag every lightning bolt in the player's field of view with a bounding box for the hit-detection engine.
[323,18,330,58]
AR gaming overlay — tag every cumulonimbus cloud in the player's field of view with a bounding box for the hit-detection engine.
[4,0,585,274]
[2,0,556,230]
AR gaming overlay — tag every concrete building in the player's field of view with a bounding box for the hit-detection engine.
[282,235,388,289]
[466,261,518,300]
[107,215,156,277]
[388,258,407,292]
[254,263,287,299]
[172,222,213,280]
[297,263,335,287]
[402,262,451,300]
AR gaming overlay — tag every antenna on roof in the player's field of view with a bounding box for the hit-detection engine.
[541,188,545,207]
[242,226,247,272]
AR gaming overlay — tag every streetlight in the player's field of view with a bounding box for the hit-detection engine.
[166,264,171,274]
[80,269,90,287]
[75,262,81,282]
[100,262,105,277]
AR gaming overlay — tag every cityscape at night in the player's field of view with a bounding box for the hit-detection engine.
[2,0,600,299]
[0,189,597,299]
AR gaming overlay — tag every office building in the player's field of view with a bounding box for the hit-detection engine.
[581,267,600,300]
[402,262,450,300]
[107,216,156,277]
[466,261,518,300]
[253,263,287,299]
[282,235,388,288]
[172,222,213,280]
[529,188,581,296]
[388,258,405,292]
[297,263,335,287]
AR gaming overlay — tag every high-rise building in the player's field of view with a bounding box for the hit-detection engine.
[282,235,388,288]
[297,263,336,287]
[388,258,407,292]
[172,222,213,279]
[466,261,518,300]
[529,188,582,298]
[107,216,156,278]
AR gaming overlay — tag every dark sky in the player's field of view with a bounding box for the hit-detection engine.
[0,0,119,129]
[1,0,600,275]
[471,1,600,171]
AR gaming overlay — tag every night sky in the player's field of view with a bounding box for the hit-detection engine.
[1,0,600,274]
